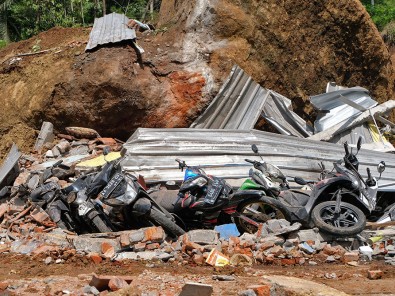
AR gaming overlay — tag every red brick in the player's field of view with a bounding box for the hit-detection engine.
[134,242,146,251]
[101,242,115,258]
[183,241,204,253]
[146,243,160,250]
[281,258,296,265]
[343,252,359,263]
[0,282,8,291]
[260,241,274,251]
[248,284,270,296]
[367,270,383,280]
[89,274,133,291]
[89,253,103,264]
[143,226,165,243]
[228,236,240,248]
[108,277,129,291]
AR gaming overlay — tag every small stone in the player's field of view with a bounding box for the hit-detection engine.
[192,254,205,265]
[343,252,359,263]
[108,278,129,291]
[239,290,257,296]
[367,270,383,280]
[55,258,64,264]
[134,242,146,252]
[44,256,52,265]
[212,275,235,281]
[248,284,271,296]
[179,282,213,296]
[83,285,99,295]
[325,255,336,263]
[308,260,317,265]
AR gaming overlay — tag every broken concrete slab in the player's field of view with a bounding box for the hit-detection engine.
[72,236,120,254]
[186,229,220,245]
[114,251,173,261]
[0,144,21,189]
[34,122,55,151]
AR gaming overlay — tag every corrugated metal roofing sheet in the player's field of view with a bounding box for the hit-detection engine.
[121,128,395,191]
[310,87,378,133]
[85,12,136,51]
[191,65,312,137]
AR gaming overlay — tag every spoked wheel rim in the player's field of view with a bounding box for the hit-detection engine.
[238,201,286,233]
[319,204,359,228]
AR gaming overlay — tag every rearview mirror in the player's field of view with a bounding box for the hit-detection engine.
[251,144,259,154]
[357,136,362,151]
[377,161,386,174]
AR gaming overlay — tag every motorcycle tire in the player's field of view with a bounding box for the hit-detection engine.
[92,215,113,233]
[148,207,185,237]
[311,201,366,236]
[234,196,289,235]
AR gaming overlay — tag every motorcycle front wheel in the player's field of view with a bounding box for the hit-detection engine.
[234,197,287,234]
[148,207,186,237]
[311,201,366,236]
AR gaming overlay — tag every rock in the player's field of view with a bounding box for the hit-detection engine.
[114,251,173,261]
[83,285,100,295]
[308,260,317,266]
[73,236,120,254]
[247,285,270,296]
[230,254,254,266]
[259,235,285,246]
[343,252,359,263]
[0,282,8,291]
[192,254,205,265]
[299,242,315,255]
[212,275,236,281]
[367,270,383,280]
[56,140,71,154]
[108,278,129,291]
[257,219,301,237]
[238,289,257,296]
[187,229,220,245]
[55,258,64,264]
[44,256,53,265]
[134,242,147,252]
[179,282,213,296]
[325,255,336,263]
[89,274,133,292]
[146,243,160,250]
[289,229,332,243]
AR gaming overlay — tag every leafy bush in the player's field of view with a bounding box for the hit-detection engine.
[361,0,395,31]
[0,39,7,49]
[382,21,395,45]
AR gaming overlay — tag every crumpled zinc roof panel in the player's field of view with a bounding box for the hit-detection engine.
[310,87,377,133]
[85,12,136,51]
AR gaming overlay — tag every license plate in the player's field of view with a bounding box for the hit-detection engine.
[99,173,124,199]
[204,179,223,205]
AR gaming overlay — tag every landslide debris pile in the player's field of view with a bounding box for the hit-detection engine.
[1,1,394,160]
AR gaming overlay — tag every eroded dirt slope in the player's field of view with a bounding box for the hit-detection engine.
[1,0,394,159]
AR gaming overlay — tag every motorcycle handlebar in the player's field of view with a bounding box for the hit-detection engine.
[244,159,256,164]
[344,142,349,156]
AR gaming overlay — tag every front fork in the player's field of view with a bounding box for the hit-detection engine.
[335,189,343,214]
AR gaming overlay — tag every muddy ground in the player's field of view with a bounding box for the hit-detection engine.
[0,254,394,295]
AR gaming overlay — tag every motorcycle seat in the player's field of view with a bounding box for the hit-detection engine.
[279,190,311,207]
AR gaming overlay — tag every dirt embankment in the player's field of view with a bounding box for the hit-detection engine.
[0,1,394,159]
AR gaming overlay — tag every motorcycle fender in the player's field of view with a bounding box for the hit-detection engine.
[132,197,152,216]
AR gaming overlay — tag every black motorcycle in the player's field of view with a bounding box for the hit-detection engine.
[85,148,185,237]
[152,158,287,234]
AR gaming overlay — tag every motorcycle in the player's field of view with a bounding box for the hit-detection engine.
[151,158,288,234]
[30,160,112,233]
[245,137,386,236]
[85,147,185,237]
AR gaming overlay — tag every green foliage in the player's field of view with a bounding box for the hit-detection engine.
[0,39,7,48]
[1,0,157,41]
[361,0,395,31]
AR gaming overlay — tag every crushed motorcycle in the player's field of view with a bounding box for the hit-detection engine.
[151,158,288,234]
[244,137,386,236]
